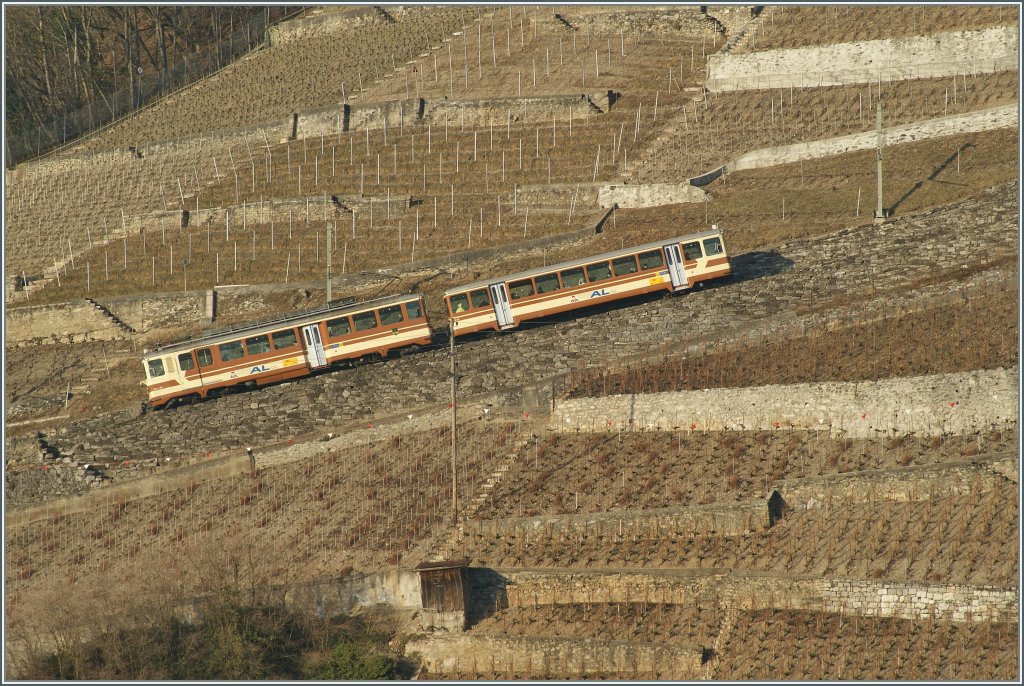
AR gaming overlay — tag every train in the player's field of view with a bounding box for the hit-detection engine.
[141,227,730,408]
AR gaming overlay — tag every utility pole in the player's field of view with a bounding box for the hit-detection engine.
[326,220,333,302]
[873,99,886,224]
[450,321,458,523]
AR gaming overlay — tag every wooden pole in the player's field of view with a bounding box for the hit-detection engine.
[450,320,458,524]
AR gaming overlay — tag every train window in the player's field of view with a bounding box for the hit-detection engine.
[197,348,214,367]
[450,294,471,314]
[612,255,639,276]
[272,329,298,349]
[560,267,586,287]
[178,353,195,371]
[354,311,378,331]
[586,261,612,282]
[327,317,351,337]
[535,272,561,294]
[219,341,245,362]
[509,279,535,300]
[683,242,703,261]
[638,250,665,270]
[245,335,271,356]
[703,236,723,256]
[406,301,423,319]
[380,305,404,325]
[470,289,490,308]
[147,359,165,378]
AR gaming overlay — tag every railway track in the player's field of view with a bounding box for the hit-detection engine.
[35,181,1019,466]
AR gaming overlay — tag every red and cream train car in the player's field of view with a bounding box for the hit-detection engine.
[444,229,730,337]
[141,294,432,408]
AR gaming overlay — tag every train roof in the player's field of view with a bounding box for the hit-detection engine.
[444,229,722,296]
[143,293,424,358]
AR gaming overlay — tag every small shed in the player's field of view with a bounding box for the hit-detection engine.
[415,558,469,631]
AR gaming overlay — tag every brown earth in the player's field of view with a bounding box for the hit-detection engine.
[460,482,1019,587]
[475,428,1018,517]
[3,5,1019,681]
[713,609,1018,681]
[733,5,1015,54]
[4,417,530,605]
[566,276,1018,398]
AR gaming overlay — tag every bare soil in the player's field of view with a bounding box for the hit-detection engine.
[462,482,1019,587]
[476,428,1018,517]
[470,601,723,645]
[566,278,1018,397]
[4,417,529,606]
[733,5,1015,54]
[714,609,1018,681]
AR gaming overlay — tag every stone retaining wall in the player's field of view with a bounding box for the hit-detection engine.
[571,6,720,38]
[817,578,1017,623]
[703,5,759,42]
[707,26,1019,91]
[5,217,600,343]
[728,105,1018,173]
[552,367,1018,438]
[5,300,122,346]
[776,452,1018,510]
[28,184,1019,471]
[597,183,705,208]
[514,182,600,208]
[496,568,1018,624]
[6,452,251,527]
[423,92,608,128]
[268,6,381,45]
[406,634,704,677]
[461,498,777,543]
[101,290,207,333]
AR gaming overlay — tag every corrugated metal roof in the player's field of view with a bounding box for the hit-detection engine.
[143,293,424,358]
[443,229,722,296]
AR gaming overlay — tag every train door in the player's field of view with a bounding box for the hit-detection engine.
[664,243,689,291]
[489,282,515,329]
[301,324,327,368]
[178,351,203,386]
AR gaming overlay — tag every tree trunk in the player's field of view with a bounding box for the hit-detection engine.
[151,7,169,93]
[37,7,54,119]
[123,10,134,109]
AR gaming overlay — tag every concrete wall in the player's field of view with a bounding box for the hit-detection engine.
[598,183,705,208]
[552,367,1019,438]
[406,634,704,677]
[283,569,421,617]
[729,105,1018,173]
[5,300,123,346]
[708,26,1019,91]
